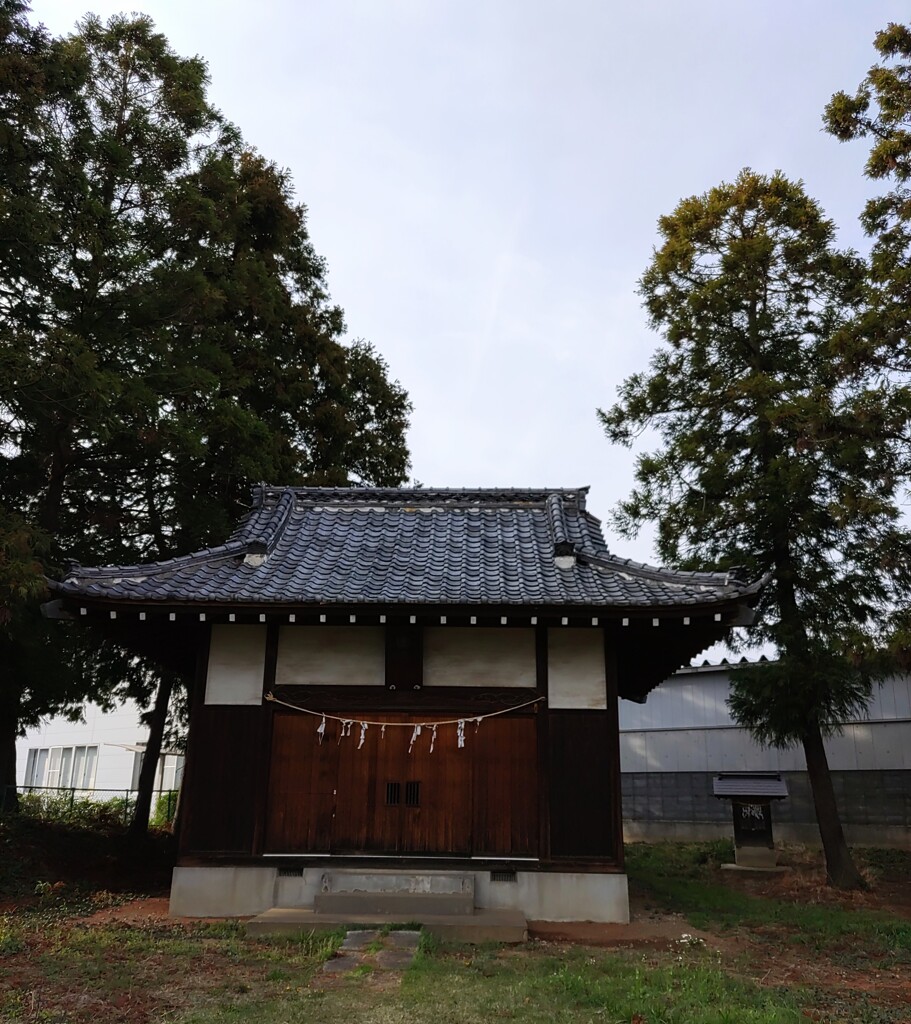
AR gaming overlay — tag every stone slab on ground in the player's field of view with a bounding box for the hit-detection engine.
[721,863,790,874]
[247,908,527,943]
[320,954,363,975]
[374,948,417,970]
[320,928,422,977]
[340,930,381,950]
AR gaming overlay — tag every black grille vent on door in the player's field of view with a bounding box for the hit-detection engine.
[385,781,401,806]
[404,781,421,807]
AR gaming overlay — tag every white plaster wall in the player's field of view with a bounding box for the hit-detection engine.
[275,627,385,686]
[547,628,606,709]
[423,628,536,687]
[205,624,266,705]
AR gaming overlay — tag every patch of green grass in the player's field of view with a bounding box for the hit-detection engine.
[857,847,911,881]
[254,928,343,959]
[628,838,735,877]
[191,920,248,939]
[413,928,439,963]
[168,943,805,1024]
[627,843,911,957]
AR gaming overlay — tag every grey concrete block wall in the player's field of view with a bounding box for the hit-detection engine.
[621,769,911,830]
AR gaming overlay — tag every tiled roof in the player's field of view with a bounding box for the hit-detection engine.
[713,774,789,800]
[52,486,762,610]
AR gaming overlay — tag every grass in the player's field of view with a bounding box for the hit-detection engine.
[626,843,911,958]
[154,941,807,1024]
[0,888,814,1024]
[397,943,803,1024]
[1,836,909,1023]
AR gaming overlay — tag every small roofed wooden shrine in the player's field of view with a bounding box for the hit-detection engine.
[49,486,762,926]
[713,772,789,869]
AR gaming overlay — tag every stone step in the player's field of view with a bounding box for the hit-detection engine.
[318,869,474,898]
[246,908,528,944]
[315,891,474,916]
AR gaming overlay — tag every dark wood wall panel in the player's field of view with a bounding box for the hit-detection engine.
[547,711,617,860]
[384,625,423,690]
[181,706,262,854]
[265,712,338,853]
[472,717,538,856]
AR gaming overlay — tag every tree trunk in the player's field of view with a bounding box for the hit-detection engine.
[802,722,865,890]
[127,673,174,837]
[0,695,20,813]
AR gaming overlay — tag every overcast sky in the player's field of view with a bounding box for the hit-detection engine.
[31,1,908,570]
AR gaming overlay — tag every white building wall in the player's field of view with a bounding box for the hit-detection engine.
[619,669,911,774]
[16,700,147,793]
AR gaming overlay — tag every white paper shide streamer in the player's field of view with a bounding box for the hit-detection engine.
[408,724,422,754]
[264,692,545,755]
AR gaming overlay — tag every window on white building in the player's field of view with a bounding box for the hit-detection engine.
[24,746,98,790]
[130,747,185,792]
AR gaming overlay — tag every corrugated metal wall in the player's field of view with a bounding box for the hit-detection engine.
[619,667,911,845]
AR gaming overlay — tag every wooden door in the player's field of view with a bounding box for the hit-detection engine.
[397,716,472,855]
[331,714,473,854]
[264,710,537,857]
[332,717,405,852]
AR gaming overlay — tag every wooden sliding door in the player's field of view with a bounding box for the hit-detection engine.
[264,710,537,857]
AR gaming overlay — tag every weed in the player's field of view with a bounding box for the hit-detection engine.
[0,918,24,956]
[256,928,342,959]
[415,929,438,957]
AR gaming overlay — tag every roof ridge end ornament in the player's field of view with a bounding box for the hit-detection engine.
[546,493,577,569]
[553,540,577,570]
[243,488,296,566]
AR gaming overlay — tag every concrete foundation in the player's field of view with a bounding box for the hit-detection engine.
[623,820,911,849]
[169,865,630,923]
[169,866,277,917]
[734,844,778,869]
